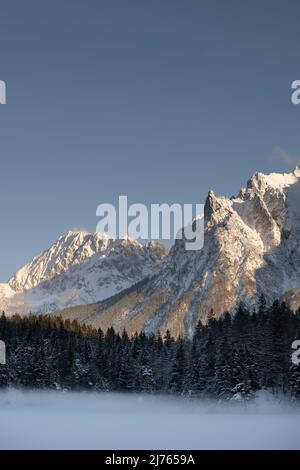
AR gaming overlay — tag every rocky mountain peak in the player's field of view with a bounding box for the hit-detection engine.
[1,169,300,336]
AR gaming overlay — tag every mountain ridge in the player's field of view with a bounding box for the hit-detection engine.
[1,168,300,336]
[0,231,167,314]
[52,168,300,336]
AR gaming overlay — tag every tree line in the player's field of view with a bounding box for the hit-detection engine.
[0,298,300,400]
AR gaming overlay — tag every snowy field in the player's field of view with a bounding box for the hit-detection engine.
[0,389,300,450]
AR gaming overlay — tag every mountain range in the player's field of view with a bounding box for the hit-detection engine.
[0,231,166,316]
[1,168,300,336]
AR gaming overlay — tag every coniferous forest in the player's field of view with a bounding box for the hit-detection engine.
[0,299,300,400]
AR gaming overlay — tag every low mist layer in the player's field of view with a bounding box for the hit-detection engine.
[0,390,299,450]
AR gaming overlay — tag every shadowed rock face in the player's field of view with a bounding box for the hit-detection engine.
[0,232,167,315]
[54,169,300,337]
[1,169,300,337]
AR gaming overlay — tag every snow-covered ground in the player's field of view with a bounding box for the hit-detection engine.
[0,390,299,449]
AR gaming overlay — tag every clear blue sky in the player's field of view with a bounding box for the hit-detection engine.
[0,0,300,281]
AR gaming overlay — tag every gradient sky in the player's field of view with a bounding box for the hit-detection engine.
[0,0,300,281]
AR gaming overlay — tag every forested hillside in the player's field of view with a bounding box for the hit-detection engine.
[0,299,300,400]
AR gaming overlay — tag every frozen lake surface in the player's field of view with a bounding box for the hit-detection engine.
[0,389,299,449]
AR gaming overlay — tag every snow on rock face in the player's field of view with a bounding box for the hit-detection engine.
[1,168,300,336]
[0,231,167,315]
[57,168,300,337]
[281,288,300,312]
[185,168,300,323]
[8,231,111,292]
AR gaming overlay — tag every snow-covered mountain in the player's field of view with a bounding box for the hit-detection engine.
[1,168,300,336]
[0,231,167,314]
[54,168,300,336]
